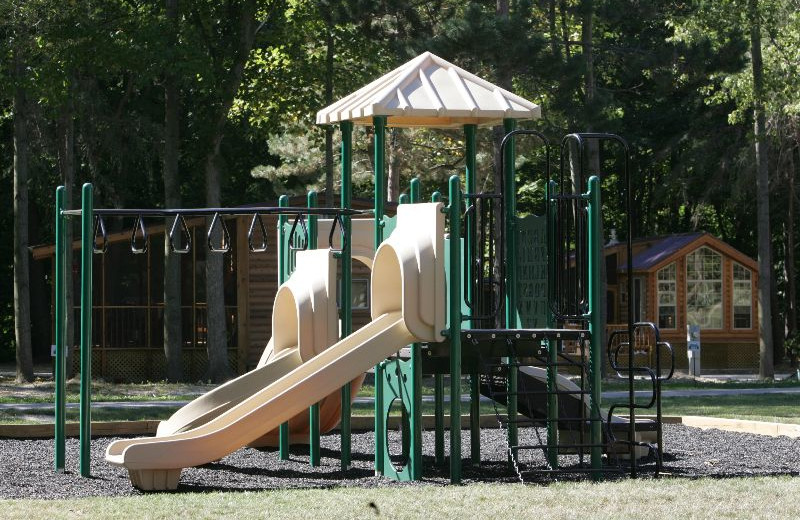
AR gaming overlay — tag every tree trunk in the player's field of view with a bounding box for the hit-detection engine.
[493,0,510,328]
[202,0,259,383]
[784,147,797,354]
[560,0,571,59]
[790,143,799,368]
[324,20,335,206]
[13,53,33,383]
[386,129,401,203]
[205,150,233,383]
[163,0,183,382]
[59,96,76,380]
[749,0,774,378]
[548,0,560,59]
[580,0,606,374]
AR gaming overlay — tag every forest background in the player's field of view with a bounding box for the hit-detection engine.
[1,0,798,382]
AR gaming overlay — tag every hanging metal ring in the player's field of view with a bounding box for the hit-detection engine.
[248,212,268,253]
[93,215,108,254]
[169,214,192,254]
[288,214,308,251]
[328,214,347,253]
[130,215,148,254]
[207,212,231,253]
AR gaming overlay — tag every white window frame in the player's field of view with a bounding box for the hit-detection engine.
[732,262,752,330]
[656,262,677,330]
[338,278,370,310]
[685,246,723,330]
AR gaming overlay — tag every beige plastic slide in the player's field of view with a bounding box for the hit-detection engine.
[155,249,339,439]
[105,202,445,490]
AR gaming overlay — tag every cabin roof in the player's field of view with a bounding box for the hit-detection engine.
[607,232,758,273]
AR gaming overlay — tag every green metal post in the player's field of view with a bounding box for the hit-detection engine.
[502,119,518,464]
[409,177,422,479]
[79,183,93,477]
[307,190,320,467]
[587,176,603,478]
[373,115,387,475]
[54,186,66,472]
[340,121,353,470]
[431,190,445,466]
[448,175,462,484]
[373,116,386,250]
[278,194,290,460]
[464,124,480,465]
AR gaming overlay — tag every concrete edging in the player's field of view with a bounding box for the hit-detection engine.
[1,414,798,439]
[679,415,800,438]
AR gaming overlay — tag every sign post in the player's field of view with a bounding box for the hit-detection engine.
[686,324,701,377]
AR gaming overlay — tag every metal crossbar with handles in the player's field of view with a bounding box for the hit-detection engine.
[62,205,366,255]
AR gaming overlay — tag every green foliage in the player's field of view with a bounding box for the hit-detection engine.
[0,0,798,368]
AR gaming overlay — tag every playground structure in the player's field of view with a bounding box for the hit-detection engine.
[51,52,673,490]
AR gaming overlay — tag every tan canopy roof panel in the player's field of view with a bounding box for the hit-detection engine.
[316,51,541,128]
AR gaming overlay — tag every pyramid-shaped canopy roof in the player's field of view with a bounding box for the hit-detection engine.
[316,52,541,128]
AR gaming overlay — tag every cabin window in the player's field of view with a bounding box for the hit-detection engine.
[686,246,723,329]
[732,263,752,329]
[657,263,677,329]
[338,278,370,310]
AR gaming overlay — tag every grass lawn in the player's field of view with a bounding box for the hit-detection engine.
[0,376,211,404]
[656,394,800,424]
[1,477,798,519]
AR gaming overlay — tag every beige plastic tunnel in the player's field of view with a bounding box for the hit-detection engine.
[154,249,339,439]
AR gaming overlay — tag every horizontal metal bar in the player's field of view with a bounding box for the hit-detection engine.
[549,193,589,200]
[62,206,366,218]
[464,193,503,199]
[463,328,589,340]
[511,443,607,451]
[491,389,591,397]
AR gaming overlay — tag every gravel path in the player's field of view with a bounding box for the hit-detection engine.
[1,425,798,499]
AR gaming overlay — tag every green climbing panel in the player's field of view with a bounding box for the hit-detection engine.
[515,215,549,329]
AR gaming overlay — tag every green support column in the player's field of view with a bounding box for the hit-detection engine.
[307,191,321,467]
[448,175,462,484]
[278,194,291,460]
[431,190,445,466]
[373,115,387,475]
[79,183,93,477]
[502,119,518,464]
[408,178,422,480]
[587,176,603,478]
[464,124,480,466]
[339,120,354,470]
[54,186,66,472]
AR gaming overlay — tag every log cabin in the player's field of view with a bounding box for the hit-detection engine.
[604,232,759,371]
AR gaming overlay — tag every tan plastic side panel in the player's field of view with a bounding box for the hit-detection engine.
[273,249,337,362]
[371,203,444,342]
